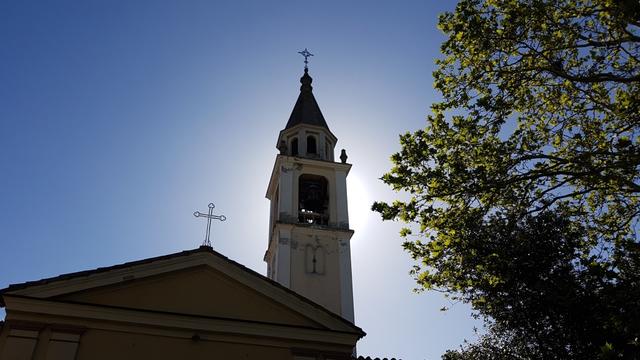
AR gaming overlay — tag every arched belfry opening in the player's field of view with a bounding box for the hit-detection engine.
[291,138,299,156]
[306,135,317,155]
[298,174,328,225]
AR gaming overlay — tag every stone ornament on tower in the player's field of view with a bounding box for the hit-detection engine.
[340,149,348,163]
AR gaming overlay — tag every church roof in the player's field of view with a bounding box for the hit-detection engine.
[0,246,364,337]
[285,68,330,130]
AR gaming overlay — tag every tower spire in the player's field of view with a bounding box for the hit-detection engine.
[284,49,330,131]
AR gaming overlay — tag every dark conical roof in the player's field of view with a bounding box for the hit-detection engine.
[285,68,329,130]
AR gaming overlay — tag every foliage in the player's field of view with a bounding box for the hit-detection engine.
[433,211,640,359]
[373,0,640,358]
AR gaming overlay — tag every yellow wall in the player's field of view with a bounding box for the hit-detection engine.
[0,316,354,360]
[56,266,321,328]
[76,329,291,360]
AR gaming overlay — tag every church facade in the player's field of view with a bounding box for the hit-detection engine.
[0,65,370,360]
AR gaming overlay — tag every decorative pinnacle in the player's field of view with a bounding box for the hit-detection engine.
[298,48,314,69]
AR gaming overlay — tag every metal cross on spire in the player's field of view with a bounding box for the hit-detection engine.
[194,203,226,247]
[298,48,314,69]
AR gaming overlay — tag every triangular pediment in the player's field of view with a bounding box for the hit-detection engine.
[55,265,320,328]
[0,247,363,336]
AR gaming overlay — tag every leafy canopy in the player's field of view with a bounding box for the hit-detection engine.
[373,0,639,358]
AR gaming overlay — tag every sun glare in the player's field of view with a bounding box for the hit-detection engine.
[347,172,371,230]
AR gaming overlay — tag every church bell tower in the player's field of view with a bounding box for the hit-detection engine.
[264,56,355,322]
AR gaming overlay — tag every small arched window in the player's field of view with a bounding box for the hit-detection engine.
[307,136,317,154]
[291,138,299,156]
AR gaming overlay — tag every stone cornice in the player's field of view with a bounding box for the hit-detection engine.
[3,295,360,347]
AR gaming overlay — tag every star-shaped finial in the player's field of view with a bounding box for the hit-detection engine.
[298,48,314,69]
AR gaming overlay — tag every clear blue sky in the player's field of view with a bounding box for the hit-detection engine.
[0,1,481,359]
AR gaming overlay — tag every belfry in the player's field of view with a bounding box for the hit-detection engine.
[264,54,355,322]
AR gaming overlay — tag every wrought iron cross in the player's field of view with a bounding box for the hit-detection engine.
[298,48,314,69]
[194,203,226,247]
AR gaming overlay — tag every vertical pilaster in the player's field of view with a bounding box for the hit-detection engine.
[339,238,355,323]
[276,227,292,287]
[298,129,307,157]
[335,170,349,228]
[278,166,294,222]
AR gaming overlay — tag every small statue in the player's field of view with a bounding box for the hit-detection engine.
[340,149,348,163]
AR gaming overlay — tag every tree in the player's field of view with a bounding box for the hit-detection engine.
[430,210,639,359]
[373,0,640,358]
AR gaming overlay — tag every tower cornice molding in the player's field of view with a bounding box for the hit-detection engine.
[279,154,352,171]
[273,222,354,237]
